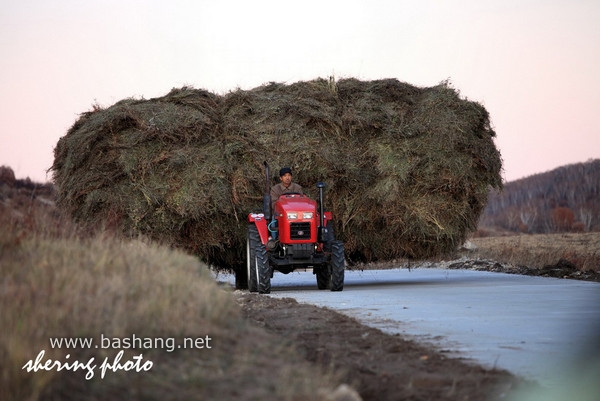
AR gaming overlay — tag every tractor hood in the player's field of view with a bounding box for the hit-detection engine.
[274,194,317,216]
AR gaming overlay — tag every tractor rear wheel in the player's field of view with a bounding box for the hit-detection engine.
[316,266,331,290]
[330,240,345,291]
[235,264,248,290]
[246,225,260,292]
[255,243,271,294]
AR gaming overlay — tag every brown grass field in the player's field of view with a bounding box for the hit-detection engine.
[469,232,600,273]
[354,231,600,282]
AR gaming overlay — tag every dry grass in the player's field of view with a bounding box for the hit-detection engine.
[469,232,600,272]
[1,193,341,401]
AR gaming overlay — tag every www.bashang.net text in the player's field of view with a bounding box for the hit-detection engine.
[22,334,212,380]
[48,333,212,353]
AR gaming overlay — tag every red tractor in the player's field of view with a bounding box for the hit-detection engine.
[243,162,345,294]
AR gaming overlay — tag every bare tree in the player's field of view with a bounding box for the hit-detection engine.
[578,207,593,232]
[519,205,538,233]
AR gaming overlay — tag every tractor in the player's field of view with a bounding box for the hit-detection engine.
[242,162,345,294]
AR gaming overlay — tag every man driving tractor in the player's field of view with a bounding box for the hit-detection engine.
[270,167,303,209]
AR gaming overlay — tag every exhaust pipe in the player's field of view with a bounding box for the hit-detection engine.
[263,161,271,220]
[317,181,326,242]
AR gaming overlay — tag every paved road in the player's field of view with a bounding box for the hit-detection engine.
[224,268,600,388]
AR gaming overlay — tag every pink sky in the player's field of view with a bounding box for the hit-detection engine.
[1,0,599,183]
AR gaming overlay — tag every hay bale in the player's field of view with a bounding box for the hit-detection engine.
[52,78,502,269]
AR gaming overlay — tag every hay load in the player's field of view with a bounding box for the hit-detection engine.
[52,78,502,269]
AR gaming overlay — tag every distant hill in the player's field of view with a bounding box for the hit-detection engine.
[478,159,600,234]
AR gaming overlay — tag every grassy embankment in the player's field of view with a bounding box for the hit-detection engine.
[0,208,341,401]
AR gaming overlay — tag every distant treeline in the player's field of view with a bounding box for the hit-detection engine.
[0,165,54,196]
[479,159,600,234]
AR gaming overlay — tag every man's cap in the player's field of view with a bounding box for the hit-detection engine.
[279,167,292,177]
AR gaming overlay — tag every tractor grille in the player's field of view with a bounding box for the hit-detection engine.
[290,222,311,239]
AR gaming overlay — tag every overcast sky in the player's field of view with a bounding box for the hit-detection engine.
[1,0,599,183]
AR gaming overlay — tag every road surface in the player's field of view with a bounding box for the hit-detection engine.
[222,267,600,388]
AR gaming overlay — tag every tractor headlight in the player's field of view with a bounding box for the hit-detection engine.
[287,212,298,220]
[302,212,314,219]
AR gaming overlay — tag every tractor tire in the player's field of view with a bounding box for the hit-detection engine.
[323,220,336,252]
[330,240,345,292]
[316,266,331,290]
[246,224,260,292]
[235,264,248,290]
[255,243,271,294]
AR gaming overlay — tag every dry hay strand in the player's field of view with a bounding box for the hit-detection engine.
[52,78,502,270]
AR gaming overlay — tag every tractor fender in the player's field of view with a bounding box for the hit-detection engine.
[248,213,269,245]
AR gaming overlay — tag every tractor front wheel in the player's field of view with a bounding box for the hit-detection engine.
[246,225,260,292]
[255,243,271,294]
[330,240,345,291]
